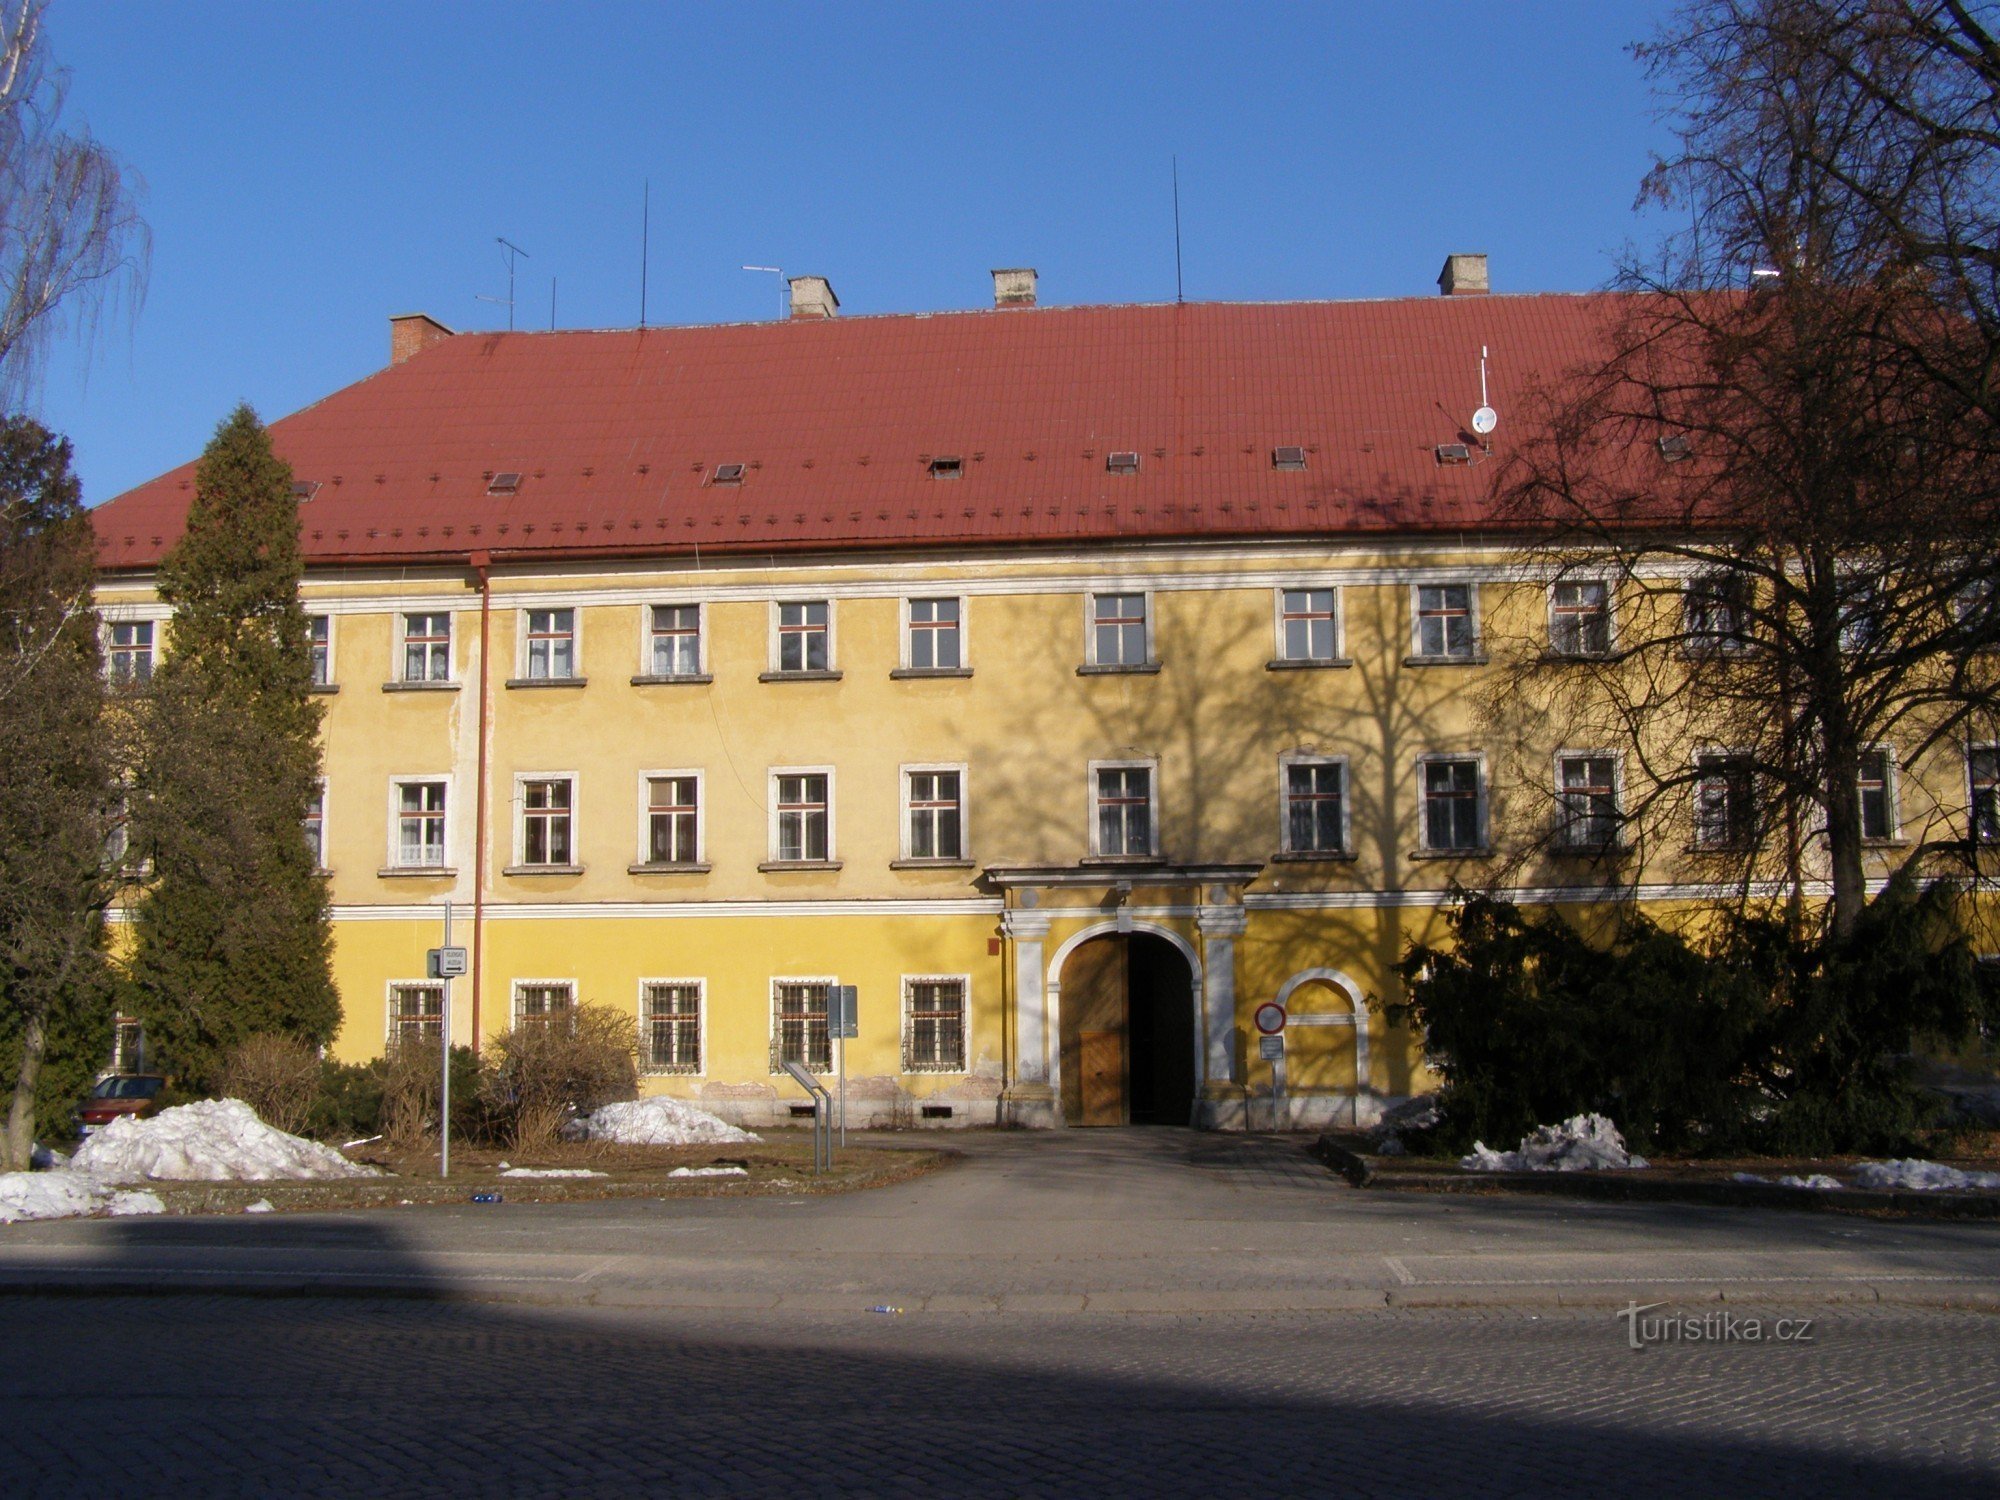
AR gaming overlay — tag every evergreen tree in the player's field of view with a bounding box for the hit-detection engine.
[128,405,336,1085]
[0,417,116,1168]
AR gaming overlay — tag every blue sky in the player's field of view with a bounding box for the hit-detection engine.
[43,0,1674,505]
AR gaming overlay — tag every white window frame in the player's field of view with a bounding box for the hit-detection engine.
[1968,742,2000,844]
[1683,573,1752,655]
[512,978,578,1028]
[1415,751,1488,852]
[513,771,579,869]
[768,598,835,674]
[1552,748,1626,849]
[517,605,581,681]
[1278,752,1350,855]
[1546,577,1615,658]
[1856,744,1901,842]
[103,618,156,685]
[902,973,971,1074]
[396,610,455,683]
[307,613,335,687]
[1692,747,1759,849]
[770,975,837,1075]
[386,774,452,869]
[1409,581,1481,660]
[1088,756,1160,858]
[641,601,706,679]
[900,594,969,671]
[305,777,329,870]
[638,977,706,1077]
[768,765,836,863]
[1272,584,1343,664]
[1085,589,1156,668]
[636,768,705,866]
[384,979,446,1049]
[900,762,970,862]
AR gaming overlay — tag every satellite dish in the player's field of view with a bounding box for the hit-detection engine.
[1471,406,1498,436]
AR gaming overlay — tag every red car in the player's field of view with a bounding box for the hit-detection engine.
[75,1074,165,1137]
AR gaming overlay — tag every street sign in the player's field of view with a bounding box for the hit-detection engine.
[1259,1034,1286,1061]
[426,946,468,979]
[1253,1002,1287,1036]
[830,984,858,1040]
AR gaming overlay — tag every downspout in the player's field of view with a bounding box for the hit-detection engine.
[469,551,493,1051]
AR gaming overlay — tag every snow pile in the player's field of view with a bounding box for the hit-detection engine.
[1852,1158,2000,1192]
[668,1165,748,1179]
[1731,1171,1843,1190]
[1461,1114,1649,1172]
[0,1171,163,1224]
[573,1097,760,1147]
[70,1099,380,1183]
[500,1167,605,1179]
[244,1199,275,1214]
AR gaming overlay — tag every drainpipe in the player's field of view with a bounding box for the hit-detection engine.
[469,551,493,1051]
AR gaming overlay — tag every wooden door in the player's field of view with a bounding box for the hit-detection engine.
[1080,1029,1125,1126]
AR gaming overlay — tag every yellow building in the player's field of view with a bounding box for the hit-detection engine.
[91,262,2000,1129]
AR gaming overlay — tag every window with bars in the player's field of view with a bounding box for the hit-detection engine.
[394,781,447,867]
[1694,753,1758,848]
[524,608,577,679]
[646,776,700,864]
[106,621,154,686]
[304,784,325,868]
[1684,575,1751,653]
[1278,588,1338,662]
[641,982,702,1074]
[777,601,830,672]
[905,770,963,860]
[1283,760,1346,853]
[774,773,830,862]
[904,978,966,1072]
[402,612,452,681]
[1549,581,1611,657]
[308,615,332,685]
[1555,754,1621,848]
[649,604,702,677]
[1414,584,1476,658]
[1094,765,1154,857]
[1969,747,1999,844]
[388,983,444,1049]
[520,778,574,866]
[773,981,831,1071]
[1421,758,1482,850]
[1091,593,1149,666]
[907,597,962,670]
[515,982,576,1028]
[1858,750,1896,840]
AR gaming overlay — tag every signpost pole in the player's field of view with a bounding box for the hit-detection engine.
[440,902,453,1179]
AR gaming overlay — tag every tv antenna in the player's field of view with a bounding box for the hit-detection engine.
[1172,155,1184,304]
[639,181,649,329]
[743,264,785,319]
[475,237,531,330]
[1470,345,1497,437]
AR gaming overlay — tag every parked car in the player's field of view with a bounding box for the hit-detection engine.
[75,1074,165,1137]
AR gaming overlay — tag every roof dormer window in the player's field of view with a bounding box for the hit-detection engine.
[487,472,523,495]
[1106,451,1141,474]
[927,456,963,479]
[1657,434,1692,462]
[711,463,746,485]
[1434,444,1471,466]
[1272,446,1307,471]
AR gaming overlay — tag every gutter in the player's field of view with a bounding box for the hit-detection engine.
[469,550,492,1052]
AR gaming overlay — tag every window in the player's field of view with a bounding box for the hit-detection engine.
[904,768,964,860]
[519,777,574,867]
[387,983,444,1050]
[776,601,830,673]
[1970,747,2000,844]
[1278,588,1338,662]
[1694,753,1757,848]
[1549,581,1611,657]
[773,772,830,862]
[1857,749,1896,841]
[1413,584,1476,659]
[304,783,326,868]
[393,780,448,867]
[645,775,701,864]
[401,612,452,682]
[906,597,962,670]
[1955,577,1996,635]
[106,621,154,685]
[1093,763,1155,857]
[1282,759,1346,854]
[1839,573,1885,654]
[1091,593,1149,667]
[1555,753,1621,848]
[308,615,332,686]
[1420,757,1483,851]
[1685,574,1751,653]
[904,977,967,1072]
[523,608,577,680]
[641,981,702,1074]
[514,981,576,1028]
[774,981,832,1071]
[648,604,702,677]
[1272,445,1308,471]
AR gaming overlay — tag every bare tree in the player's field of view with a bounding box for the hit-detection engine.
[0,0,147,405]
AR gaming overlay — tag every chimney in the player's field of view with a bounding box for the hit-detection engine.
[1437,254,1490,297]
[390,312,454,365]
[992,267,1038,308]
[787,275,839,320]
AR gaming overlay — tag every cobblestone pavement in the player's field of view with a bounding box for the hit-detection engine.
[3,1297,1994,1497]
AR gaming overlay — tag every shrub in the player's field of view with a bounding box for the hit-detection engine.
[216,1033,322,1135]
[304,1058,384,1144]
[479,1004,638,1150]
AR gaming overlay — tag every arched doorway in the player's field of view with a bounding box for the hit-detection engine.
[1056,932,1197,1126]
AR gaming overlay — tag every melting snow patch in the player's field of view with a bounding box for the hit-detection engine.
[575,1098,760,1147]
[1852,1159,2000,1192]
[500,1168,606,1179]
[70,1099,380,1183]
[668,1165,749,1179]
[244,1198,275,1213]
[1778,1174,1843,1190]
[0,1171,164,1223]
[1461,1114,1649,1172]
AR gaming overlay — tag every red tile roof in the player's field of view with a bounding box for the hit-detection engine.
[92,293,1629,571]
